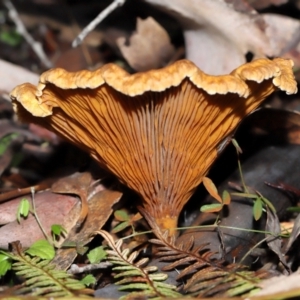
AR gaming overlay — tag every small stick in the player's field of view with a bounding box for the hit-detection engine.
[68,262,112,274]
[72,0,126,47]
[3,0,53,68]
[0,183,50,204]
[31,186,51,243]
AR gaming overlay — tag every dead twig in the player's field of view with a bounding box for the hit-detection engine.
[72,0,126,47]
[68,262,112,274]
[3,0,53,68]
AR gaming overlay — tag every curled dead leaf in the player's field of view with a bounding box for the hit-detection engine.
[117,17,175,71]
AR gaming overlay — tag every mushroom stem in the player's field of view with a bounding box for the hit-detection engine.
[157,216,178,236]
[140,207,179,237]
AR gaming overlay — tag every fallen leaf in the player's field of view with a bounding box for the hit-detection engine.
[0,191,79,249]
[116,17,175,71]
[253,197,263,221]
[51,171,94,226]
[53,45,103,71]
[262,13,300,57]
[177,143,300,264]
[203,177,222,203]
[284,42,300,70]
[0,59,38,94]
[144,0,299,74]
[265,207,288,269]
[52,189,122,270]
[254,270,300,297]
[283,213,300,254]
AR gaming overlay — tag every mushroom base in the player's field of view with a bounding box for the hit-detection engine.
[155,215,178,237]
[139,207,179,237]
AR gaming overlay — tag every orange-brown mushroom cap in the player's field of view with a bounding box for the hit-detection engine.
[10,58,297,237]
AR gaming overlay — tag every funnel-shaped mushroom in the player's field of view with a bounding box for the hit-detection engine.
[10,58,297,237]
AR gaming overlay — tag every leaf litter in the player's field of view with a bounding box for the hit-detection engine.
[1,0,300,298]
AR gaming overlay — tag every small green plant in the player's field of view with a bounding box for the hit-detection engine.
[0,194,90,296]
[81,274,97,287]
[16,198,31,222]
[201,176,231,213]
[230,190,276,221]
[0,239,55,277]
[1,194,60,278]
[0,253,12,276]
[0,133,23,168]
[0,29,22,46]
[0,133,19,155]
[231,139,276,220]
[25,239,55,260]
[87,245,107,264]
[287,206,300,213]
[112,210,142,234]
[16,190,67,246]
[200,139,276,221]
[51,224,67,241]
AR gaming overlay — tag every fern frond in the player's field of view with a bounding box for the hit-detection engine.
[151,236,268,298]
[9,243,91,297]
[96,230,181,299]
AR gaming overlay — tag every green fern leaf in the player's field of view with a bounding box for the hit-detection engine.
[118,283,153,291]
[149,273,168,281]
[114,269,145,278]
[144,265,158,272]
[95,230,181,298]
[6,242,92,297]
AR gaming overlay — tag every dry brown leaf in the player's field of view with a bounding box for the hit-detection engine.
[262,13,300,57]
[0,59,38,94]
[116,17,175,71]
[0,191,78,249]
[254,270,300,298]
[144,0,299,74]
[52,189,122,270]
[282,214,300,254]
[265,208,288,269]
[51,172,95,226]
[284,45,300,70]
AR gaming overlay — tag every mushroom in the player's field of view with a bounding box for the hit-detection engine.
[10,58,297,237]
